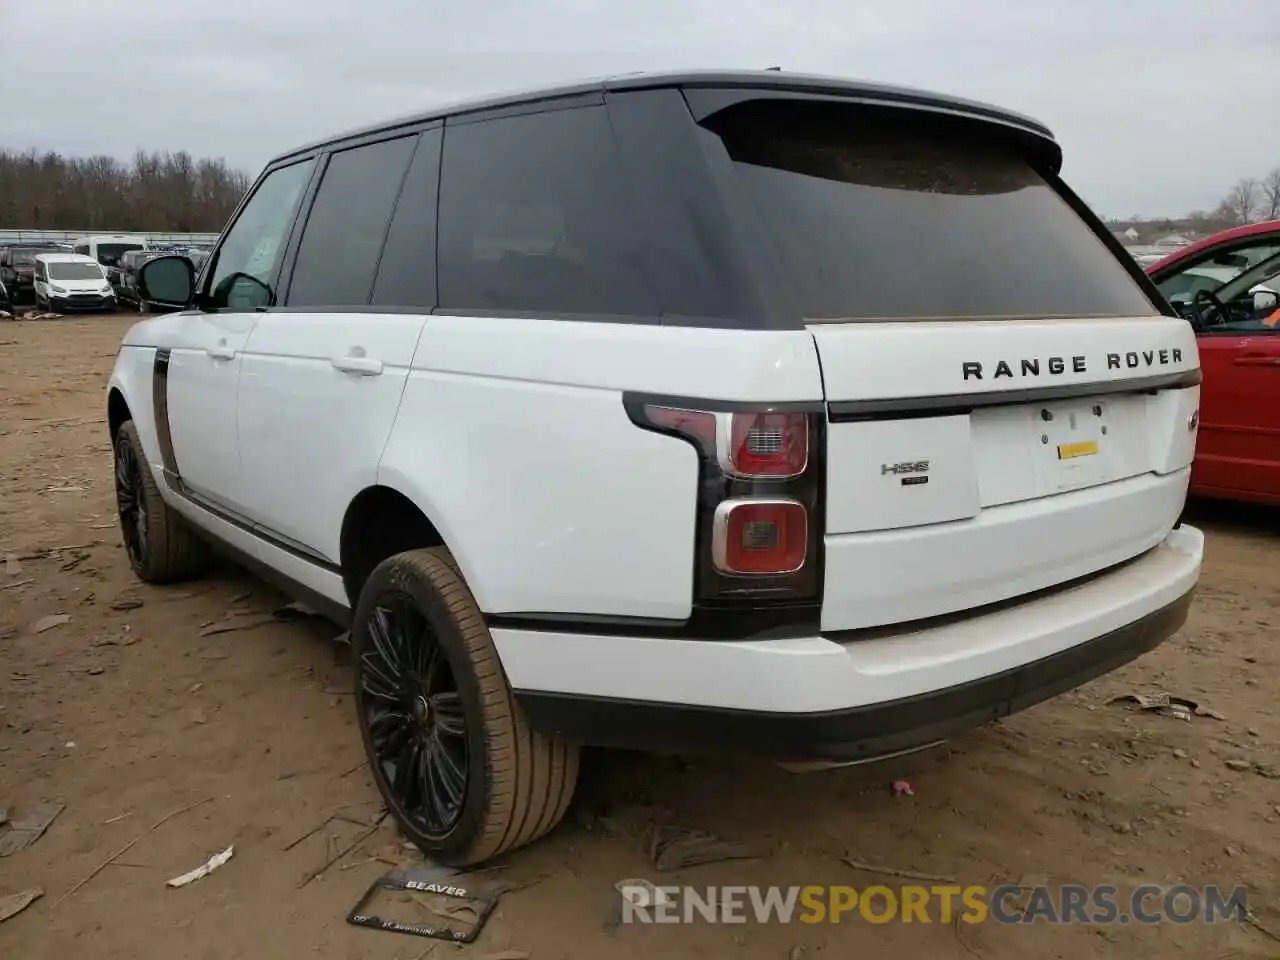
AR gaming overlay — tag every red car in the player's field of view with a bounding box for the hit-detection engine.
[1145,221,1280,505]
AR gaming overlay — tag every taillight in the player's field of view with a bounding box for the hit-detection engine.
[713,498,807,574]
[625,397,824,606]
[725,412,808,478]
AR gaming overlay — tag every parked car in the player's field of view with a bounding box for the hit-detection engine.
[111,69,1203,866]
[117,249,162,310]
[0,243,60,304]
[34,253,118,312]
[124,248,202,315]
[1145,220,1280,505]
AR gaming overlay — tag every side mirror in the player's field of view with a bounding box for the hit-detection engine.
[1253,289,1278,313]
[137,255,195,308]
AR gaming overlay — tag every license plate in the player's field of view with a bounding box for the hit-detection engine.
[1032,399,1109,494]
[1057,439,1098,460]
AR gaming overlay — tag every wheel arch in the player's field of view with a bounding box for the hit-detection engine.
[108,386,132,440]
[339,483,482,609]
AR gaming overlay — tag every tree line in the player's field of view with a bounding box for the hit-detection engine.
[0,149,251,233]
[4,146,1276,239]
[1218,166,1280,224]
[1109,165,1280,239]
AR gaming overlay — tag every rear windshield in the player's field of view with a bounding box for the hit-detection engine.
[96,243,144,266]
[704,101,1158,322]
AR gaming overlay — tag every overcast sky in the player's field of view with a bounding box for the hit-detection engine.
[3,0,1276,218]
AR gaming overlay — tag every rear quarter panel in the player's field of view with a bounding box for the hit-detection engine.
[378,314,823,619]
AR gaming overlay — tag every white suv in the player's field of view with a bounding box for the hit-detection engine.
[108,70,1204,866]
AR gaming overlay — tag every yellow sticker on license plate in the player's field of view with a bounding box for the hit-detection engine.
[1057,440,1098,460]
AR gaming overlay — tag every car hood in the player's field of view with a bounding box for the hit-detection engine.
[50,279,110,293]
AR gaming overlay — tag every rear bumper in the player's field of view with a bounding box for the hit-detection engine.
[500,525,1202,760]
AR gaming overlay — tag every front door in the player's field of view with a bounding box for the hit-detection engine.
[1195,330,1280,501]
[1150,231,1280,503]
[163,157,317,514]
[234,131,437,562]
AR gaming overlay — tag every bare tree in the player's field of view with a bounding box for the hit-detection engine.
[1261,167,1280,222]
[0,149,250,231]
[1222,177,1260,225]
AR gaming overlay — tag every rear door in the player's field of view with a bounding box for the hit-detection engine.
[233,129,437,563]
[699,98,1200,630]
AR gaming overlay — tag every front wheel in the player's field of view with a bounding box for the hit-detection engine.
[353,547,579,866]
[113,420,210,583]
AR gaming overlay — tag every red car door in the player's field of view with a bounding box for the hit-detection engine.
[1146,222,1280,505]
[1193,330,1280,504]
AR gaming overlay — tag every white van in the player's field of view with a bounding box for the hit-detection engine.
[71,234,149,272]
[34,253,117,312]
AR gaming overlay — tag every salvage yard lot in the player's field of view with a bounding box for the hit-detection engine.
[1,315,1278,959]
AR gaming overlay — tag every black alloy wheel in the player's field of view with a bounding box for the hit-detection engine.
[359,594,469,838]
[352,548,579,865]
[114,431,149,569]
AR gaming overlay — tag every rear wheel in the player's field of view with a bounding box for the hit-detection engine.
[113,420,210,583]
[353,547,579,866]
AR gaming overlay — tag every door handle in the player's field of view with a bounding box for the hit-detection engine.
[331,353,384,376]
[207,342,236,361]
[1233,354,1280,366]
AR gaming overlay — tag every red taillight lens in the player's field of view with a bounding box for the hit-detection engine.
[726,412,808,478]
[713,498,807,575]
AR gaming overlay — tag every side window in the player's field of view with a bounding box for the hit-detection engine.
[287,135,418,308]
[1156,239,1280,331]
[437,105,658,318]
[74,243,89,256]
[203,159,315,311]
[371,128,442,308]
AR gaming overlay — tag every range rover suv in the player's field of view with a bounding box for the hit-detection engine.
[108,70,1203,866]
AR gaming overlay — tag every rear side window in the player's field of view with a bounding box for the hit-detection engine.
[287,135,418,307]
[371,128,442,308]
[436,105,658,318]
[705,100,1158,322]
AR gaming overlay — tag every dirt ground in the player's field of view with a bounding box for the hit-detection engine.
[0,315,1278,960]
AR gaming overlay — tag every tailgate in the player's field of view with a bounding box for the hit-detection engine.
[812,315,1200,630]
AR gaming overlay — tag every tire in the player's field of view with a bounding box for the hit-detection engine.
[113,420,210,583]
[353,547,579,866]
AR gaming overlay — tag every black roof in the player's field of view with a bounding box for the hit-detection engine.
[272,68,1057,166]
